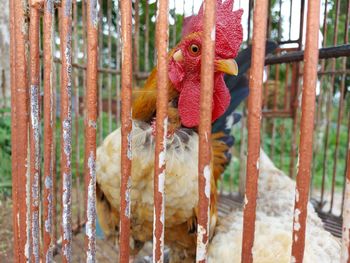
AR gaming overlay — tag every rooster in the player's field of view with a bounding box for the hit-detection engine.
[96,1,245,262]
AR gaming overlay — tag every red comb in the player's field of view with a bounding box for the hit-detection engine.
[182,0,243,58]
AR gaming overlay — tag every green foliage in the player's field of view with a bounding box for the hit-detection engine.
[0,108,12,196]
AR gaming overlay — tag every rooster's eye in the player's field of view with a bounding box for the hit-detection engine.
[189,44,200,55]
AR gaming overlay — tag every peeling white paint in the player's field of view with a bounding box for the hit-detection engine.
[203,165,211,198]
[291,256,296,263]
[127,132,132,160]
[196,224,208,261]
[295,189,299,202]
[159,151,166,169]
[293,208,301,232]
[256,158,260,170]
[86,151,96,263]
[125,177,131,218]
[244,194,248,208]
[211,25,216,41]
[32,211,40,263]
[62,172,72,262]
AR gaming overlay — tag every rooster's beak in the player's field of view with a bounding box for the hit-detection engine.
[173,50,183,62]
[215,59,238,76]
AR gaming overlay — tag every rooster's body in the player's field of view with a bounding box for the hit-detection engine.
[97,1,249,261]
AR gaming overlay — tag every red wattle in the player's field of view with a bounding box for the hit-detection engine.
[178,75,231,128]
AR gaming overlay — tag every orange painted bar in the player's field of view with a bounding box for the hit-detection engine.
[196,0,217,262]
[153,0,169,261]
[119,1,133,262]
[241,0,269,261]
[290,0,321,261]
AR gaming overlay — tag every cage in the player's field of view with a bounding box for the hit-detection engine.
[3,0,350,262]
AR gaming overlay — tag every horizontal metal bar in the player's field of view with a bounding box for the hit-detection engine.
[52,57,150,79]
[262,110,293,118]
[265,44,350,65]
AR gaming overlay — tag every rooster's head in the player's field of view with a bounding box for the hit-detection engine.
[168,0,243,128]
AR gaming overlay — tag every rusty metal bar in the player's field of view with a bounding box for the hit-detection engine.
[290,0,321,261]
[153,0,169,261]
[52,42,58,247]
[284,63,289,111]
[9,0,19,259]
[72,0,82,228]
[289,62,300,178]
[342,112,350,263]
[321,0,341,211]
[98,0,103,143]
[262,110,293,118]
[196,1,217,262]
[318,69,350,75]
[107,0,112,133]
[43,0,55,260]
[241,0,268,261]
[13,0,30,259]
[340,0,350,219]
[59,0,73,260]
[84,0,98,260]
[119,0,133,261]
[144,0,149,72]
[116,0,121,127]
[265,44,350,65]
[329,0,347,213]
[29,1,41,261]
[238,111,247,197]
[133,0,140,74]
[318,59,330,207]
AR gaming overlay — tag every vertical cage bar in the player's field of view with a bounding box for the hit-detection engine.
[342,112,350,263]
[153,0,169,261]
[339,0,350,217]
[329,0,346,213]
[9,0,19,259]
[133,0,140,74]
[107,0,112,133]
[196,1,216,262]
[29,2,41,261]
[84,0,98,260]
[43,0,55,260]
[322,0,340,205]
[289,62,300,178]
[290,0,321,261]
[116,0,121,127]
[13,0,30,259]
[59,0,73,260]
[119,0,133,262]
[72,0,82,227]
[144,0,149,72]
[241,0,268,261]
[98,0,103,143]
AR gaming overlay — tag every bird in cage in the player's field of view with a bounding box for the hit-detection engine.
[96,0,275,262]
[208,149,340,263]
